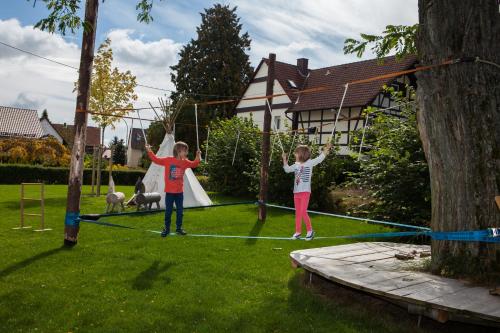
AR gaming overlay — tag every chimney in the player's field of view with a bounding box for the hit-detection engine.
[297,58,309,76]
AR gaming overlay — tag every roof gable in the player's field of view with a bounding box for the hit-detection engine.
[289,55,417,112]
[0,106,44,138]
[53,123,101,147]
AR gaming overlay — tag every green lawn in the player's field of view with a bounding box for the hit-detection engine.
[0,185,434,333]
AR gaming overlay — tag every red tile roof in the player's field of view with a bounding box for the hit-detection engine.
[0,106,44,138]
[53,123,101,147]
[254,55,417,112]
[262,59,308,103]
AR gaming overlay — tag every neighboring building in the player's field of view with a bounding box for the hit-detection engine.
[52,123,101,154]
[0,106,44,139]
[236,55,417,154]
[39,112,64,143]
[126,128,146,167]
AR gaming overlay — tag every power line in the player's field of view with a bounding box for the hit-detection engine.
[0,40,242,98]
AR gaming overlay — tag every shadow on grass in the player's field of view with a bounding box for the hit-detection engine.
[245,219,264,245]
[0,246,68,279]
[132,261,175,290]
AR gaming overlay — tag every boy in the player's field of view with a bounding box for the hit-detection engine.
[146,142,201,237]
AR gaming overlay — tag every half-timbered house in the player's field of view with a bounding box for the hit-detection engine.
[236,55,417,154]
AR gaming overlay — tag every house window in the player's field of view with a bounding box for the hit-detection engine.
[274,116,281,130]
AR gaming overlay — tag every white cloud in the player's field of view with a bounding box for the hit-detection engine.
[0,1,418,144]
[0,19,181,145]
[233,0,418,67]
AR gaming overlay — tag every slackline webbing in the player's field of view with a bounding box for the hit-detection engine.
[79,219,500,243]
[263,203,431,231]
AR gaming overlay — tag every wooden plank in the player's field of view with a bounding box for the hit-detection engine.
[290,242,500,326]
[291,242,374,256]
[430,287,500,317]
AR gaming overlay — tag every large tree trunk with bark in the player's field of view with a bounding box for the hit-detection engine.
[64,0,99,246]
[416,0,500,278]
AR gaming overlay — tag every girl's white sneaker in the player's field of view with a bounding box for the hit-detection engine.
[291,233,301,240]
[305,230,315,241]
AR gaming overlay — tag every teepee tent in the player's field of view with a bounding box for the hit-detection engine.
[142,133,212,208]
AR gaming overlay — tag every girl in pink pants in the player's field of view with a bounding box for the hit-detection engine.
[282,143,331,240]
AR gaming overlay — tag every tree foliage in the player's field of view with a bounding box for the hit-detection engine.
[203,117,260,196]
[29,0,164,34]
[0,137,71,167]
[344,24,418,60]
[204,117,357,209]
[111,136,126,165]
[350,87,430,225]
[170,4,253,118]
[85,38,137,137]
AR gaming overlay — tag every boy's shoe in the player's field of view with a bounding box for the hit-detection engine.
[305,230,315,241]
[176,229,187,236]
[160,229,169,237]
[291,233,301,240]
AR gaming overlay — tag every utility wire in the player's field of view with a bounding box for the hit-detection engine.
[0,40,242,98]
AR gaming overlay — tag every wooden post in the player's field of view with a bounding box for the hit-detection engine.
[108,145,114,187]
[258,53,275,221]
[40,183,45,230]
[64,0,99,246]
[91,146,97,195]
[20,184,24,227]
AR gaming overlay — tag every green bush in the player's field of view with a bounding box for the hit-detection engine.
[203,117,358,210]
[265,133,359,211]
[203,117,261,196]
[350,87,431,226]
[0,164,145,185]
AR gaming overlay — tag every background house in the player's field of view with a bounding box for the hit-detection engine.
[39,111,64,143]
[236,55,417,154]
[52,123,101,154]
[0,106,44,139]
[127,127,146,167]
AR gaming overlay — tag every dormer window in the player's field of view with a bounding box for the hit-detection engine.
[287,80,298,89]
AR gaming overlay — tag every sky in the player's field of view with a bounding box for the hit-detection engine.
[0,0,418,145]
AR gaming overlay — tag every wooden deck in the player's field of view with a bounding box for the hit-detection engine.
[290,242,500,327]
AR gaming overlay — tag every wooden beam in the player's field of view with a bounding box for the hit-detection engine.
[258,53,275,221]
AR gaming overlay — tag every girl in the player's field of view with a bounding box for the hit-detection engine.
[282,143,331,240]
[146,142,201,237]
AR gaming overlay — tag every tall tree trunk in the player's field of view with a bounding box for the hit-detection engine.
[96,125,105,197]
[64,0,99,246]
[416,0,500,277]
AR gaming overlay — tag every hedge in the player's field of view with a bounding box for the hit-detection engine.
[0,164,145,185]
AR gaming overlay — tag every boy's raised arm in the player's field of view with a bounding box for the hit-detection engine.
[146,144,167,165]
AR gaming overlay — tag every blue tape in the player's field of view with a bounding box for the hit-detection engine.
[65,211,80,227]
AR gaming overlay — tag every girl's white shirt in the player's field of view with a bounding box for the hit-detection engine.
[283,152,325,193]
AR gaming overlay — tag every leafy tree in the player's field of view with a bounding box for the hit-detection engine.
[0,137,71,167]
[204,117,261,196]
[29,0,164,34]
[351,88,430,225]
[344,24,417,61]
[79,38,137,195]
[170,4,253,119]
[30,0,164,245]
[111,136,126,166]
[343,2,500,279]
[86,38,138,144]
